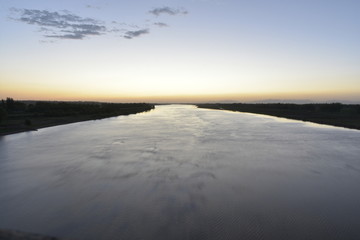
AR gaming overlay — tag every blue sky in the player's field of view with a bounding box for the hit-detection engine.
[1,0,360,102]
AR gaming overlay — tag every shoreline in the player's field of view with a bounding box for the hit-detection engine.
[197,103,360,131]
[0,105,155,136]
[1,116,104,136]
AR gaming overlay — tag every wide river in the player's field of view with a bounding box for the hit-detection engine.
[1,105,360,240]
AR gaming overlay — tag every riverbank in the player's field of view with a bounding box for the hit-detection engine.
[0,101,155,136]
[197,103,360,130]
[1,114,133,136]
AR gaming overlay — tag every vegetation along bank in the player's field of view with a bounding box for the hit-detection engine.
[197,103,360,130]
[0,98,155,136]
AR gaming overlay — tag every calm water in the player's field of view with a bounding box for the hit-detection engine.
[1,105,360,240]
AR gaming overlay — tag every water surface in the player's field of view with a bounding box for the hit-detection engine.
[1,105,360,240]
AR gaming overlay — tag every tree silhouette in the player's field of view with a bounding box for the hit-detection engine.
[0,106,7,123]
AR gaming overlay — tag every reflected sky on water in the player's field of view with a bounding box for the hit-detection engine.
[1,105,360,240]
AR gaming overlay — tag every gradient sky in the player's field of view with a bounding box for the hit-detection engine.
[1,0,360,102]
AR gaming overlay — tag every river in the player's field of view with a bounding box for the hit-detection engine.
[1,105,360,240]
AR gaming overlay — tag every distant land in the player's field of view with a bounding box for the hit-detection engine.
[0,98,155,136]
[197,103,360,130]
[203,99,360,104]
[2,98,360,135]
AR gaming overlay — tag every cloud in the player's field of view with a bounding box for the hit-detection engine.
[10,6,188,41]
[86,5,101,10]
[149,7,188,16]
[11,8,106,39]
[154,22,168,27]
[124,29,149,39]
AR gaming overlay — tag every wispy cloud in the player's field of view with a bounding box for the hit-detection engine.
[11,8,106,40]
[10,6,188,41]
[86,5,101,10]
[154,22,169,27]
[149,7,188,16]
[124,29,149,39]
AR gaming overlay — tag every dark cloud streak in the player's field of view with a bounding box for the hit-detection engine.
[149,7,188,16]
[11,8,106,40]
[154,22,168,27]
[10,6,188,41]
[124,29,149,39]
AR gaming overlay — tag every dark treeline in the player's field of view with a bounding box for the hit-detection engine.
[197,103,360,130]
[26,101,154,117]
[0,98,155,135]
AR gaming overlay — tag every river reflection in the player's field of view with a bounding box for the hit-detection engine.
[1,105,360,240]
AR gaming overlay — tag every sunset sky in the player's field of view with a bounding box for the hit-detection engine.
[1,0,360,103]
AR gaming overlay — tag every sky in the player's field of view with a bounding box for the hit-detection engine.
[1,0,360,103]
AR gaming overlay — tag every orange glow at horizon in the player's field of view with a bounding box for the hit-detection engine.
[1,83,360,103]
